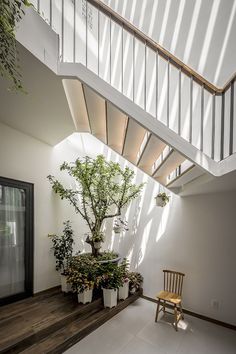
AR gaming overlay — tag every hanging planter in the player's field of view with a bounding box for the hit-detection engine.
[113,226,122,234]
[155,193,170,207]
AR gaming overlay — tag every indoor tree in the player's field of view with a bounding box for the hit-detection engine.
[48,155,143,257]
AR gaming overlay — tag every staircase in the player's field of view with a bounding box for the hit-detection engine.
[16,0,236,195]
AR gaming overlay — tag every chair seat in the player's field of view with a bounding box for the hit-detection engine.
[156,290,182,304]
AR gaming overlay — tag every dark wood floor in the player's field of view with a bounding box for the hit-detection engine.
[0,287,140,354]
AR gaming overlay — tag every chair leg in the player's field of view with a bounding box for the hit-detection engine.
[155,299,161,322]
[174,305,178,331]
[163,300,166,315]
[179,302,184,319]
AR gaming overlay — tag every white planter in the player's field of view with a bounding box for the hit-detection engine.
[78,288,93,304]
[118,281,129,300]
[94,241,102,249]
[103,288,118,308]
[61,274,72,293]
[155,197,166,207]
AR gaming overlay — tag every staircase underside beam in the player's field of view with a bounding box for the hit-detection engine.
[58,63,223,177]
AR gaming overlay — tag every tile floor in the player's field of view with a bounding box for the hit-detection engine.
[65,298,236,354]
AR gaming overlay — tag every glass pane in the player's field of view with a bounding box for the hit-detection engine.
[0,186,25,299]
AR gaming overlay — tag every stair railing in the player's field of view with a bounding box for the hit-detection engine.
[32,0,236,162]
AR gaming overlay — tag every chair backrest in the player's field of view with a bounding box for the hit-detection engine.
[163,270,185,296]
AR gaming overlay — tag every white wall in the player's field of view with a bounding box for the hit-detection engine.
[98,146,236,326]
[106,176,236,326]
[0,123,90,293]
[0,123,236,325]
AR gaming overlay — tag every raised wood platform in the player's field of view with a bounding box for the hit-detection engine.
[0,287,140,353]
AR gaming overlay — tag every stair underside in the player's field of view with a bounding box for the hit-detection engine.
[0,288,141,354]
[62,77,206,193]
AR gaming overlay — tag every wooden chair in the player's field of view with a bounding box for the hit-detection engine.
[155,270,185,331]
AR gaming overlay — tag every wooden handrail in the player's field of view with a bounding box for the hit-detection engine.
[88,0,236,95]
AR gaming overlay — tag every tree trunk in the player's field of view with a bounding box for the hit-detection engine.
[85,236,100,257]
[91,243,99,257]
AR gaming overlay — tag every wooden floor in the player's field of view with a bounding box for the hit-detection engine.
[0,287,140,354]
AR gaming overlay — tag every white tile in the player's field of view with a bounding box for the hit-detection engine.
[178,315,236,354]
[137,318,185,353]
[119,336,166,354]
[64,299,236,354]
[108,299,155,335]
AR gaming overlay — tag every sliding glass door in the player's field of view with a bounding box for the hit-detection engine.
[0,177,33,305]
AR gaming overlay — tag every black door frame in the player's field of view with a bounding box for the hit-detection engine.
[0,176,34,305]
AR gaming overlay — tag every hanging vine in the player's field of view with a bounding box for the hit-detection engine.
[0,0,31,92]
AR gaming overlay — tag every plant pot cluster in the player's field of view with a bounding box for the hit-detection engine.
[62,255,143,308]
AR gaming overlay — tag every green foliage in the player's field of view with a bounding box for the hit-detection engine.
[0,0,31,91]
[96,251,119,261]
[48,155,144,256]
[67,255,99,293]
[99,262,123,290]
[91,230,104,243]
[48,221,74,274]
[128,272,143,290]
[65,252,143,292]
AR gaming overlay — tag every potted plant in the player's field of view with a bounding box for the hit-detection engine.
[113,217,129,234]
[155,192,170,207]
[99,263,123,308]
[118,259,130,300]
[128,272,143,294]
[48,155,143,257]
[69,271,94,304]
[67,254,99,304]
[97,250,121,265]
[48,221,74,293]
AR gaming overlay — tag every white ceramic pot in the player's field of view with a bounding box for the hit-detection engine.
[155,197,165,207]
[94,241,102,249]
[78,288,93,304]
[102,288,118,308]
[61,274,72,293]
[118,281,129,300]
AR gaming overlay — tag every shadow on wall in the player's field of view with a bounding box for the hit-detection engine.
[100,143,173,272]
[104,0,236,87]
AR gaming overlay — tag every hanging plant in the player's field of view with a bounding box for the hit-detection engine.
[155,192,170,207]
[0,0,31,92]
